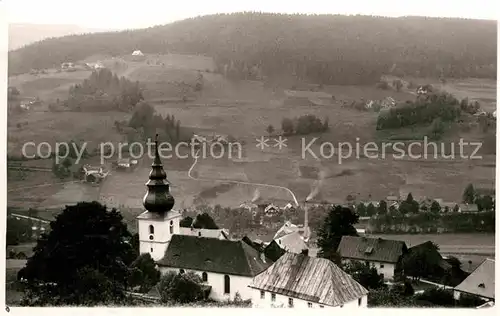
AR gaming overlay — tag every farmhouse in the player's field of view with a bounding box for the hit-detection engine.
[338,236,407,280]
[82,165,109,183]
[249,251,368,308]
[136,136,271,301]
[453,258,495,302]
[132,50,144,56]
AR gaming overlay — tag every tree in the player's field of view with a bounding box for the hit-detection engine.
[393,79,403,92]
[430,201,441,214]
[281,118,294,136]
[377,200,387,215]
[406,192,415,204]
[366,203,377,217]
[430,117,445,139]
[266,124,275,135]
[316,205,359,260]
[463,183,475,204]
[356,203,367,216]
[179,216,194,228]
[402,242,441,280]
[157,271,204,304]
[476,195,493,211]
[192,213,219,229]
[453,204,460,212]
[19,201,136,306]
[128,253,161,293]
[6,216,32,246]
[344,261,385,290]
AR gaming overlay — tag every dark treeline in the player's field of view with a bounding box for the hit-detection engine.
[9,13,497,83]
[376,92,462,130]
[62,69,143,112]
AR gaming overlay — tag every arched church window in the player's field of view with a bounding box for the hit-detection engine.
[224,275,230,294]
[202,272,208,282]
[169,220,174,234]
[149,225,154,234]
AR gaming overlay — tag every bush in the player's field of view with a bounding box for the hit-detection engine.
[415,288,455,307]
[157,271,204,304]
[376,81,390,90]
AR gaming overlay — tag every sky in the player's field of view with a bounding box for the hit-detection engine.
[5,0,499,30]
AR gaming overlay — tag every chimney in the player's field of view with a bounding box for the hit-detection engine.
[303,200,309,240]
[301,249,309,256]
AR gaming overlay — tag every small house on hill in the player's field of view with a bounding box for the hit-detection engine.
[338,236,407,280]
[249,252,368,308]
[453,258,495,302]
[132,50,144,56]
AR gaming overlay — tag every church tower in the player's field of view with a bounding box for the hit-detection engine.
[137,134,182,261]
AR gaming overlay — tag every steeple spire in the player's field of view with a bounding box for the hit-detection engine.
[143,134,175,213]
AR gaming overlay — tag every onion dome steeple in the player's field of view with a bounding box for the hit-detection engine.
[143,134,175,213]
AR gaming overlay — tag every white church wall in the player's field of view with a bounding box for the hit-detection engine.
[160,267,253,301]
[137,211,182,261]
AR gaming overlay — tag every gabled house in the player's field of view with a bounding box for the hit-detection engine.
[454,258,495,302]
[157,235,271,301]
[338,236,407,280]
[249,252,368,308]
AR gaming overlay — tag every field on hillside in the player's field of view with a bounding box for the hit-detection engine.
[7,52,496,213]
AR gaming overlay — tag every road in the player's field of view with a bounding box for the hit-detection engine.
[187,150,299,206]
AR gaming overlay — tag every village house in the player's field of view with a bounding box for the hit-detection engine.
[453,258,495,303]
[249,251,368,308]
[338,236,407,280]
[274,220,310,243]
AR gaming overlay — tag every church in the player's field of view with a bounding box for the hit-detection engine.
[137,136,271,301]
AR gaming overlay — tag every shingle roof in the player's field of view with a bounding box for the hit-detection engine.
[249,252,368,307]
[338,236,407,263]
[454,258,495,300]
[157,235,271,277]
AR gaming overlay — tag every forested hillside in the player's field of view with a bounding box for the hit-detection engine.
[9,13,497,84]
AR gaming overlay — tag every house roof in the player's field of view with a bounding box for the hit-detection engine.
[179,227,228,239]
[249,252,368,307]
[338,236,407,263]
[277,231,308,254]
[454,258,495,300]
[264,240,286,262]
[157,235,271,277]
